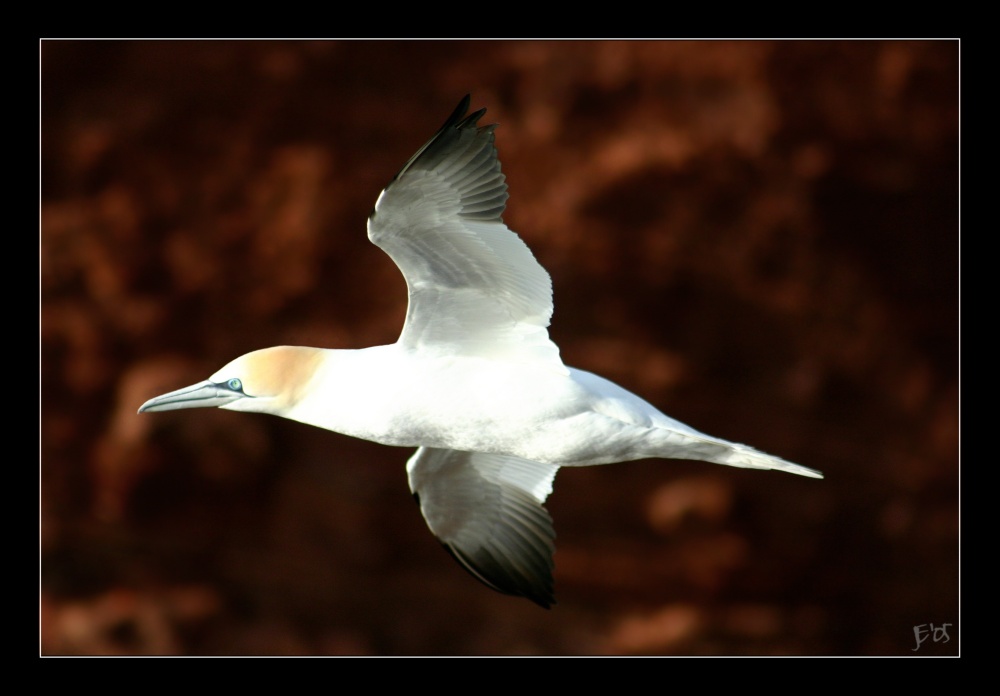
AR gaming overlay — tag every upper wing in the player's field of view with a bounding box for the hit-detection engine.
[406,446,559,608]
[367,95,564,370]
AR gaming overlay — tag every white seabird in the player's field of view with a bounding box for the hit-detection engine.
[139,95,822,608]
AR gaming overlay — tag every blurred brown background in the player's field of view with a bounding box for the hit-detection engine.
[40,40,958,656]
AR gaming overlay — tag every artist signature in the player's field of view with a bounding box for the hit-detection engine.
[912,623,953,651]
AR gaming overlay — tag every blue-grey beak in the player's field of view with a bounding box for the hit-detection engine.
[138,380,244,413]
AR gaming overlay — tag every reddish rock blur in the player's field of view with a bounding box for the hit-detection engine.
[41,40,958,655]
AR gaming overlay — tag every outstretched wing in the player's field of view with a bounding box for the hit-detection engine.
[367,95,564,370]
[406,447,560,608]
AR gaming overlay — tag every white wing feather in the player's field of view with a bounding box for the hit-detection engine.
[367,96,565,370]
[406,447,559,608]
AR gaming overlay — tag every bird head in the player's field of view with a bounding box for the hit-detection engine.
[138,346,323,416]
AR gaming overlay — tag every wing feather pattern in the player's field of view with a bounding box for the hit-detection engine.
[367,95,564,370]
[406,447,559,608]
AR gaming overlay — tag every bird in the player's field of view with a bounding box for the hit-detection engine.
[139,94,822,608]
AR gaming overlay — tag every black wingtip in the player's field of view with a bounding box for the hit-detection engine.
[384,95,495,188]
[440,94,492,131]
[441,542,556,609]
[443,94,472,129]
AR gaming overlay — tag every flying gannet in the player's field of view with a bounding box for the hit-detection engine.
[139,95,822,608]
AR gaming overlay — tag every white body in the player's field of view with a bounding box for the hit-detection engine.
[275,345,810,474]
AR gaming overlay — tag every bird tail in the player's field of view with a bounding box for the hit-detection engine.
[720,442,824,479]
[645,424,824,479]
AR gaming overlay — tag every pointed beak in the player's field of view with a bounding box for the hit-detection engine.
[137,380,244,414]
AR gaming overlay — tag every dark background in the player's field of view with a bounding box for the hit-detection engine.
[40,40,958,655]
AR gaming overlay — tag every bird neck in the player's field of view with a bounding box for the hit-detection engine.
[281,345,410,443]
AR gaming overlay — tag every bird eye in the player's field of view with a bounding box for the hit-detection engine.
[227,378,243,391]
